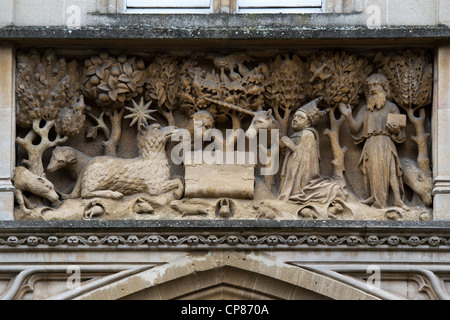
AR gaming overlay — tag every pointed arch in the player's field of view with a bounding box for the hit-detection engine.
[75,252,380,300]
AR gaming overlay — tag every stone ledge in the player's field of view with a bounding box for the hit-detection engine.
[1,219,449,233]
[1,22,449,41]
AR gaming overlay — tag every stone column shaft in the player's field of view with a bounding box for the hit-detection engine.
[432,45,450,220]
[0,44,15,220]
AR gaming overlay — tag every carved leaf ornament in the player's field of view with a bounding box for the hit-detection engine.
[179,54,265,126]
[82,52,146,109]
[375,50,432,110]
[144,55,180,126]
[263,54,307,135]
[307,51,373,108]
[16,49,82,128]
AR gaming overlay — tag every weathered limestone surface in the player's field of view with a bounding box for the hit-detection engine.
[7,48,434,221]
[185,164,255,199]
[75,252,378,300]
[1,220,450,300]
[0,45,14,220]
[0,0,449,302]
[432,46,450,220]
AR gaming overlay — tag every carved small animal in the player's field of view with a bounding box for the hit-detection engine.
[47,146,92,180]
[385,209,403,220]
[208,53,253,82]
[326,200,353,220]
[327,202,344,220]
[83,201,105,220]
[216,199,231,218]
[132,198,154,215]
[12,166,59,214]
[170,200,209,217]
[70,124,184,200]
[215,198,236,219]
[400,157,433,206]
[253,203,277,219]
[298,206,319,220]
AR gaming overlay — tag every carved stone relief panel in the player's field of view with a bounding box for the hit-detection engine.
[12,48,433,221]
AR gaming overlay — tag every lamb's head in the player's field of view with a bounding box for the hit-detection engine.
[160,125,179,143]
[147,123,179,141]
[47,147,77,172]
[138,123,179,155]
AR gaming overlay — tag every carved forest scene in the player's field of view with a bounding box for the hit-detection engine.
[13,48,433,221]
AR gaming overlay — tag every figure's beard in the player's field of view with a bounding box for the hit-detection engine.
[367,91,387,111]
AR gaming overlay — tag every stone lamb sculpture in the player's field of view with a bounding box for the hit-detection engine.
[69,123,184,200]
[13,166,59,214]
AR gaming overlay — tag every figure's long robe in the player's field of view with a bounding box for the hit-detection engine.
[278,128,345,204]
[352,101,406,208]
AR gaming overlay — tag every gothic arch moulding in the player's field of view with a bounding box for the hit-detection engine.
[73,252,379,300]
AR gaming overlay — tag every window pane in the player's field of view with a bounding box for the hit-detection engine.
[127,0,211,8]
[238,0,321,8]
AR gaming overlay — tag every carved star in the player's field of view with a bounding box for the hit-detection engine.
[124,97,158,129]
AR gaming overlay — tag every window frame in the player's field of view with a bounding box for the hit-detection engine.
[236,0,323,13]
[124,0,214,14]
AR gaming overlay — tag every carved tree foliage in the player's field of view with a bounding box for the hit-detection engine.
[82,52,145,108]
[375,50,432,111]
[263,54,307,136]
[81,52,146,156]
[178,58,204,116]
[144,54,180,127]
[16,49,86,176]
[374,50,433,174]
[307,51,373,108]
[306,51,373,180]
[182,54,265,129]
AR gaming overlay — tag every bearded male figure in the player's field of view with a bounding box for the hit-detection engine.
[339,74,409,210]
